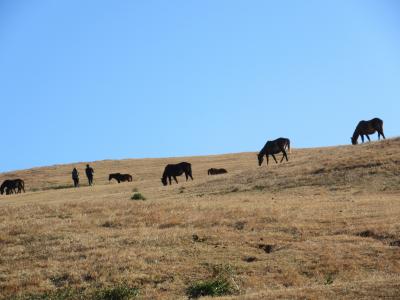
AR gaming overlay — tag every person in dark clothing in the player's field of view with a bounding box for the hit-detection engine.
[72,168,79,187]
[85,164,94,186]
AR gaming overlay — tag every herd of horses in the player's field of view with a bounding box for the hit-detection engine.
[0,118,387,192]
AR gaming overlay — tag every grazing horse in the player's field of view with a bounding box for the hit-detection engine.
[208,168,228,175]
[161,162,193,186]
[257,138,290,166]
[0,179,25,195]
[108,173,133,183]
[351,118,385,145]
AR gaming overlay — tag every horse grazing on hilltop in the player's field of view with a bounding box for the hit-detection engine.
[257,138,291,166]
[0,179,25,195]
[351,118,385,145]
[208,168,228,175]
[161,162,193,186]
[108,173,133,183]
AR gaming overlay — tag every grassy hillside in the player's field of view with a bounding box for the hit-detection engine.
[0,138,399,299]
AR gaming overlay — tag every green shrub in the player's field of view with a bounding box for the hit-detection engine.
[131,193,146,200]
[186,278,232,298]
[93,285,139,300]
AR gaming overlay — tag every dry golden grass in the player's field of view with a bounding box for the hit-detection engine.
[0,138,399,299]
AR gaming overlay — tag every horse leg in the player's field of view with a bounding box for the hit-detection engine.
[189,172,193,180]
[185,173,188,181]
[271,154,278,164]
[366,135,371,142]
[266,154,269,165]
[280,150,288,162]
[168,176,172,185]
[173,176,178,184]
[360,135,364,143]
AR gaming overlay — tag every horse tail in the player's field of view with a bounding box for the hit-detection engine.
[287,139,291,154]
[20,180,25,193]
[188,164,193,179]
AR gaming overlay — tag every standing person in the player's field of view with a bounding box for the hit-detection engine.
[85,164,94,186]
[72,168,79,187]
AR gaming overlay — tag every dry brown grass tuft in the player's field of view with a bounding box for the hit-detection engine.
[0,138,400,299]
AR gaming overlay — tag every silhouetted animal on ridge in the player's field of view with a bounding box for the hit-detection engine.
[161,162,193,186]
[208,168,228,175]
[0,179,25,195]
[109,173,133,183]
[257,138,290,166]
[351,118,385,145]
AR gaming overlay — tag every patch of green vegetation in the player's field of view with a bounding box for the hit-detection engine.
[93,285,139,300]
[131,193,146,200]
[186,278,232,298]
[7,284,139,300]
[186,264,237,299]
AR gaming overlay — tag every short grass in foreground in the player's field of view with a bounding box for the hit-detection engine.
[0,138,399,299]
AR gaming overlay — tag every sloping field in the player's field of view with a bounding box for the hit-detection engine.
[0,138,399,299]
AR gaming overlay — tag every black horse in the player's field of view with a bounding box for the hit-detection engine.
[109,173,133,183]
[208,168,228,175]
[161,162,193,186]
[0,179,25,195]
[351,118,385,145]
[257,138,290,166]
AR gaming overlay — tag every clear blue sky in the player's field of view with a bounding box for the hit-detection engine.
[1,1,399,172]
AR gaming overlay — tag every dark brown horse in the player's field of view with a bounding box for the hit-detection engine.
[161,162,193,186]
[0,179,25,195]
[257,138,290,166]
[208,168,228,175]
[109,173,133,183]
[351,118,385,145]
